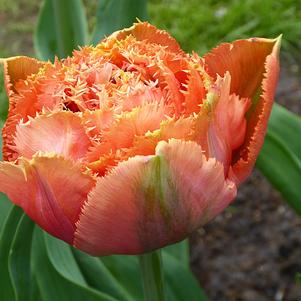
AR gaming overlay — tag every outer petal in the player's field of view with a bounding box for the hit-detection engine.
[203,37,279,98]
[0,155,95,243]
[107,22,183,54]
[74,139,236,256]
[14,111,91,160]
[1,56,44,97]
[204,37,281,183]
[1,56,45,161]
[231,40,280,182]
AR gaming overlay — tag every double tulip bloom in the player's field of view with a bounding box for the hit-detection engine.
[0,23,280,255]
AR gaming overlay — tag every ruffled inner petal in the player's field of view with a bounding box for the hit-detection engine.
[14,111,91,160]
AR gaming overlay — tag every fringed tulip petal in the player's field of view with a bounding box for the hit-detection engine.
[14,111,91,160]
[1,56,45,161]
[110,22,183,54]
[204,37,281,182]
[74,139,236,255]
[0,155,95,243]
[1,56,44,96]
[231,38,281,182]
[203,37,278,98]
[0,23,280,256]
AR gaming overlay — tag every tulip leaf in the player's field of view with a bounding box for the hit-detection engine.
[73,249,133,300]
[92,0,148,44]
[163,240,190,267]
[8,214,35,301]
[163,252,207,301]
[44,233,87,286]
[257,103,301,214]
[32,228,117,301]
[100,243,207,301]
[0,206,24,301]
[0,67,8,121]
[34,0,88,60]
[0,124,13,233]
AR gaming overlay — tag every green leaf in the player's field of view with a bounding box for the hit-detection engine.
[163,252,207,301]
[44,234,87,286]
[99,244,208,301]
[0,123,13,233]
[92,0,148,44]
[8,214,35,301]
[73,249,133,300]
[257,104,301,214]
[32,229,117,301]
[163,240,189,267]
[34,0,88,60]
[0,67,9,121]
[100,254,144,300]
[0,206,24,301]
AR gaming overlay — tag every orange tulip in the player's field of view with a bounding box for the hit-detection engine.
[0,23,280,255]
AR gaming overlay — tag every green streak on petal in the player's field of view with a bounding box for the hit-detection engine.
[138,155,179,250]
[144,156,173,223]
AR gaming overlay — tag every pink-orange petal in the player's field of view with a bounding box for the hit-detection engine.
[203,37,279,98]
[1,56,44,97]
[74,139,236,256]
[231,37,281,183]
[14,111,91,160]
[0,155,95,243]
[1,56,45,161]
[109,22,183,54]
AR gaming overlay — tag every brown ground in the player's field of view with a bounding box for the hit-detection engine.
[190,65,301,301]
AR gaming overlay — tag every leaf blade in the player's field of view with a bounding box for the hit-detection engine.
[257,104,301,214]
[34,0,88,60]
[92,0,148,44]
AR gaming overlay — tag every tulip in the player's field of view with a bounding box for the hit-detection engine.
[0,22,280,256]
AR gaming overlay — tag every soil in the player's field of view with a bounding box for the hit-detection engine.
[190,65,301,301]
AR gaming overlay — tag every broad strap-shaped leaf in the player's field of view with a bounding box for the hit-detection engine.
[31,228,117,301]
[256,104,301,214]
[34,0,88,60]
[72,249,133,301]
[0,66,8,120]
[163,252,207,301]
[8,214,35,301]
[92,0,148,44]
[0,123,12,233]
[0,206,23,301]
[163,240,189,267]
[100,244,208,301]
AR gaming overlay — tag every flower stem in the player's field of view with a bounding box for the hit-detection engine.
[139,250,166,301]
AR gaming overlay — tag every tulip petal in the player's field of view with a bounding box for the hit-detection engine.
[203,37,279,98]
[74,139,236,256]
[109,22,183,54]
[1,56,45,161]
[14,111,91,160]
[0,155,95,243]
[231,38,281,182]
[204,37,280,182]
[1,56,44,97]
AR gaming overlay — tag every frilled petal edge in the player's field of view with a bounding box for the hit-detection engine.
[107,21,183,54]
[74,139,236,256]
[204,36,281,183]
[14,111,91,160]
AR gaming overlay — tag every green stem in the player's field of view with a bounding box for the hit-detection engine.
[139,250,166,301]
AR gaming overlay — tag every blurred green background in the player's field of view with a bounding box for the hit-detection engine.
[1,0,301,59]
